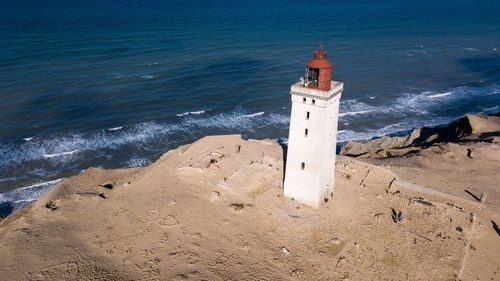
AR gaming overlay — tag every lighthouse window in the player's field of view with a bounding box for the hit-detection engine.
[305,128,308,136]
[312,99,316,105]
[301,162,305,170]
[303,97,306,102]
[306,68,320,87]
[306,111,310,119]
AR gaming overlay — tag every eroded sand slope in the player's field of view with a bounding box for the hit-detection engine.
[0,125,499,280]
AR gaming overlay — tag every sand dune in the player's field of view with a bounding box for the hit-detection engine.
[0,115,499,280]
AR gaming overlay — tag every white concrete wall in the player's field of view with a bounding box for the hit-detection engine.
[284,81,342,208]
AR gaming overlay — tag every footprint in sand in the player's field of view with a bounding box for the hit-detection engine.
[137,209,159,223]
[159,215,178,226]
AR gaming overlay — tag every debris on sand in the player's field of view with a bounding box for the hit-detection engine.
[411,197,435,207]
[281,246,290,256]
[99,182,114,189]
[75,192,106,199]
[45,200,58,211]
[466,148,473,159]
[391,208,403,223]
[492,220,500,237]
[209,191,221,202]
[229,203,245,211]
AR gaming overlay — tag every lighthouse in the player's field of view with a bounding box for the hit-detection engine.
[284,46,343,208]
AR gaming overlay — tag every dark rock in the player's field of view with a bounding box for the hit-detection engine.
[340,114,500,157]
[0,202,14,218]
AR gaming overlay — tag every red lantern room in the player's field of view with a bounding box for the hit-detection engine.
[304,45,333,91]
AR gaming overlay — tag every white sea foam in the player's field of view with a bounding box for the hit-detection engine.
[176,110,206,117]
[107,126,123,131]
[23,137,33,141]
[42,149,79,158]
[462,47,480,52]
[241,111,265,118]
[338,122,410,143]
[0,178,63,213]
[339,100,377,119]
[339,110,375,117]
[427,91,452,98]
[16,179,62,191]
[142,74,154,79]
[127,157,152,168]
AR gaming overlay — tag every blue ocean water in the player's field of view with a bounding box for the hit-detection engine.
[0,0,499,212]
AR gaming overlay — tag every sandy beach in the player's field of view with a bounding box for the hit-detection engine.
[0,113,499,280]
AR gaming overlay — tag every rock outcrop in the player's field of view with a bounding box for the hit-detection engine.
[341,113,500,157]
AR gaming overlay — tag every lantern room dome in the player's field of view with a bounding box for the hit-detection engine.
[303,45,334,91]
[307,49,333,69]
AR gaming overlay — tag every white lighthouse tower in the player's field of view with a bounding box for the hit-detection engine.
[284,46,343,208]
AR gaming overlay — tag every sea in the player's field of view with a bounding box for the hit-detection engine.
[0,0,499,215]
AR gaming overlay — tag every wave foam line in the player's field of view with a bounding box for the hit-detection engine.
[427,91,452,98]
[0,178,63,212]
[0,110,289,169]
[339,110,375,117]
[337,116,454,143]
[42,149,79,158]
[339,82,499,121]
[462,47,480,52]
[176,110,206,117]
[241,111,265,118]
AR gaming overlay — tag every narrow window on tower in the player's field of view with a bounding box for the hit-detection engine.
[306,111,310,120]
[303,97,306,103]
[312,99,316,105]
[301,162,305,170]
[304,128,308,136]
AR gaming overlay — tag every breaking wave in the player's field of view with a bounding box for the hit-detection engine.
[42,149,79,158]
[176,110,207,117]
[0,109,289,171]
[241,111,265,118]
[339,83,499,122]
